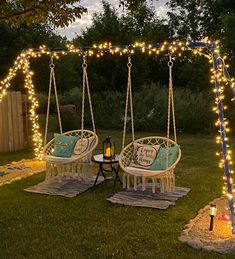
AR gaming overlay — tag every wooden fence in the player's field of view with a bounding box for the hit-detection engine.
[0,91,28,152]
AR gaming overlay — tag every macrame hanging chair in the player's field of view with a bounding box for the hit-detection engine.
[43,54,98,180]
[119,54,181,193]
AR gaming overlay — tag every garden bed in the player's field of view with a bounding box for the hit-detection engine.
[180,196,235,254]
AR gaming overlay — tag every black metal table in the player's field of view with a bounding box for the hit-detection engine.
[92,154,122,188]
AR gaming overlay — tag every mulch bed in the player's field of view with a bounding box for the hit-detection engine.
[180,196,235,254]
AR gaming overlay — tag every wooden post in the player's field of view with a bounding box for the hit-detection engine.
[0,91,27,152]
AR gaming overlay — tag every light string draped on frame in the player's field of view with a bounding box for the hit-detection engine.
[211,50,235,233]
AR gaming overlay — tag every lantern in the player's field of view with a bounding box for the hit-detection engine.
[209,204,217,231]
[103,136,115,159]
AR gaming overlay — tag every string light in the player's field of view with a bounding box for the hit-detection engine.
[210,46,235,233]
[1,40,235,234]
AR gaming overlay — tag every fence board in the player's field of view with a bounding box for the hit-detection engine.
[17,92,24,149]
[0,91,27,152]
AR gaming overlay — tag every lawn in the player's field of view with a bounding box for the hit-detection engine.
[0,130,232,258]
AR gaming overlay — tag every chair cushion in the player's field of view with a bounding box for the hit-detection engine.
[52,133,79,157]
[74,136,95,155]
[150,145,180,170]
[129,143,160,169]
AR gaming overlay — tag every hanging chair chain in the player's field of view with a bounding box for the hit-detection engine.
[44,56,63,147]
[122,54,135,149]
[81,53,96,137]
[167,55,177,143]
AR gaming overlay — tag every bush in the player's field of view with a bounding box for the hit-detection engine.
[36,85,219,134]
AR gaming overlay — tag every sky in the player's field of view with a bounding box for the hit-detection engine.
[56,0,168,40]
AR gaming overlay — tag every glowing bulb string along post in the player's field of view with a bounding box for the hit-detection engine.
[211,49,235,234]
[21,56,43,160]
[0,52,27,101]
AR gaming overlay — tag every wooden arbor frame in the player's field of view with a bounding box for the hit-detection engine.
[0,40,234,233]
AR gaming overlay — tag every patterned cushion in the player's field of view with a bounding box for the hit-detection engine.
[150,145,180,170]
[73,136,95,155]
[52,133,79,157]
[129,143,160,169]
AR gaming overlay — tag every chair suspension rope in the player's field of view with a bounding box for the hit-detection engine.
[128,56,135,144]
[81,54,86,138]
[85,64,96,134]
[52,59,63,135]
[167,56,172,142]
[44,57,53,146]
[81,53,96,137]
[167,55,177,142]
[169,56,177,143]
[44,56,63,146]
[122,54,135,149]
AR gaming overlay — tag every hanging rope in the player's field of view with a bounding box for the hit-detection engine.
[81,53,96,138]
[167,55,177,143]
[44,56,63,146]
[81,54,86,138]
[122,54,135,149]
[166,55,177,166]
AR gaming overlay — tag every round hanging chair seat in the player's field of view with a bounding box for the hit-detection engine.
[43,129,98,165]
[119,136,181,177]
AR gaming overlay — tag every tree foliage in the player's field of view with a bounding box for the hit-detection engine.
[0,22,67,93]
[0,0,152,28]
[0,0,87,27]
[73,1,172,92]
[167,1,235,45]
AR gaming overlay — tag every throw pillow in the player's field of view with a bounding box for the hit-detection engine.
[52,133,79,157]
[74,136,95,155]
[150,145,180,170]
[129,143,160,169]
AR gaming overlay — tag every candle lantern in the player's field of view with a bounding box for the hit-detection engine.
[209,204,217,231]
[103,136,115,159]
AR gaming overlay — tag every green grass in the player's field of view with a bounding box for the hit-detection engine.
[0,130,232,258]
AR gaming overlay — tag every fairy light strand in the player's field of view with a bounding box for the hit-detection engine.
[0,40,235,235]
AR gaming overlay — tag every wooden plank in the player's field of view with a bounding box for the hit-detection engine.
[11,92,19,151]
[0,97,3,151]
[2,95,9,151]
[22,94,28,146]
[16,92,24,149]
[7,93,13,151]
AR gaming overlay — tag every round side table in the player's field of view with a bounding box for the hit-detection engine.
[92,154,122,188]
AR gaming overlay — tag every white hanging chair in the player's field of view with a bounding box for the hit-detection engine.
[42,54,98,181]
[119,55,181,193]
[43,129,98,164]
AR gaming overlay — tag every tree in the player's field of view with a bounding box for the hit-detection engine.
[167,0,235,70]
[0,0,87,27]
[120,2,170,43]
[73,1,171,92]
[0,0,150,28]
[167,0,235,44]
[75,1,121,45]
[0,22,69,93]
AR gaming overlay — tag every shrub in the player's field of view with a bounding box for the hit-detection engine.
[36,85,220,134]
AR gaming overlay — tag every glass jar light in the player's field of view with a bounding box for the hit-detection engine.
[103,136,115,159]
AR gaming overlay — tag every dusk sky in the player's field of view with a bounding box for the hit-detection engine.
[56,0,168,39]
